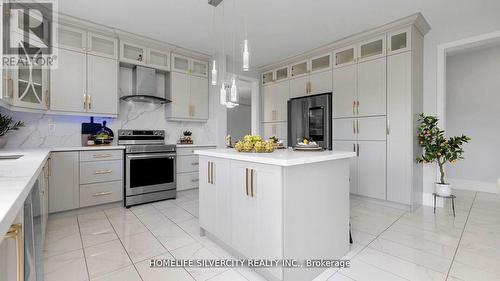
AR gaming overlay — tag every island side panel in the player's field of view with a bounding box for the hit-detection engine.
[283,159,350,281]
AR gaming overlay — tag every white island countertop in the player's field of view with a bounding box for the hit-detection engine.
[0,149,51,239]
[194,148,356,166]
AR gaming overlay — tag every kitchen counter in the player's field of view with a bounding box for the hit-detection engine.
[51,145,126,152]
[194,148,355,166]
[0,149,50,240]
[176,144,216,148]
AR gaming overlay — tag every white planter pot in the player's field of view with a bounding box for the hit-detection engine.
[436,183,452,196]
[0,137,7,148]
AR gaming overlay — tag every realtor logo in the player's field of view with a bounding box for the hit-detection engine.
[2,0,58,68]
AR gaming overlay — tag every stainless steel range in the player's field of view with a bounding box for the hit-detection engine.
[118,130,176,207]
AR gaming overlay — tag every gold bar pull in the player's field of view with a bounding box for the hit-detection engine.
[83,93,87,109]
[93,153,113,158]
[250,169,255,197]
[207,162,211,184]
[353,120,356,134]
[357,143,360,157]
[245,168,249,196]
[191,162,199,166]
[357,119,360,134]
[94,169,112,174]
[352,101,356,115]
[211,162,215,184]
[357,101,360,114]
[88,94,92,110]
[386,119,390,135]
[93,191,112,197]
[5,223,23,281]
[353,143,356,152]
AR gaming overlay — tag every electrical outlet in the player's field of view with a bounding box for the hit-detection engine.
[48,122,56,135]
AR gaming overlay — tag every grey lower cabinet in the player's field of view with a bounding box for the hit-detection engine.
[48,149,124,213]
[48,152,80,213]
[176,146,216,191]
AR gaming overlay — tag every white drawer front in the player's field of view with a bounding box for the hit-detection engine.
[80,150,123,162]
[177,155,200,173]
[177,172,199,191]
[80,181,123,207]
[80,160,123,184]
[177,146,216,156]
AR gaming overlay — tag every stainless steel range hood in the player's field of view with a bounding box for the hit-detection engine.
[120,66,171,104]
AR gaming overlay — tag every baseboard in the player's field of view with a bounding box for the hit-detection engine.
[349,194,411,211]
[448,178,499,193]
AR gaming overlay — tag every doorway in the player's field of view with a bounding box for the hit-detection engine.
[438,31,500,193]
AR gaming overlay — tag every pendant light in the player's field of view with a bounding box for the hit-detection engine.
[242,39,249,71]
[211,60,217,85]
[210,7,218,85]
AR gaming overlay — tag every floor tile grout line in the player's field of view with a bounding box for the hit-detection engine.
[76,216,92,281]
[102,210,146,281]
[444,192,477,281]
[129,200,200,281]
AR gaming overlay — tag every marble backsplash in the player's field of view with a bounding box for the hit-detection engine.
[0,101,216,149]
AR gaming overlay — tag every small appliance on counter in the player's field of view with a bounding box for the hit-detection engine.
[81,117,114,146]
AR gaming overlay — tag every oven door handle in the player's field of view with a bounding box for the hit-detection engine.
[126,153,176,159]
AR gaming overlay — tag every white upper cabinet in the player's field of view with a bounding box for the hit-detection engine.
[58,25,118,59]
[86,55,118,115]
[191,59,209,77]
[357,57,386,116]
[167,71,209,121]
[388,28,411,55]
[333,63,356,118]
[290,60,309,78]
[87,33,118,59]
[334,45,357,68]
[310,53,331,73]
[58,25,87,52]
[262,80,289,122]
[309,69,332,95]
[358,35,386,62]
[275,66,289,82]
[148,48,170,71]
[120,41,171,70]
[189,76,209,119]
[172,54,190,73]
[261,71,274,85]
[120,41,147,64]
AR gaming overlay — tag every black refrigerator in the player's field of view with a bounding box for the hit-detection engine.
[287,93,332,150]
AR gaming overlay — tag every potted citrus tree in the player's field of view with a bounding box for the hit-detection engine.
[416,114,470,196]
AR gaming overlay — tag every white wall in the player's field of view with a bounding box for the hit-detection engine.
[444,45,500,193]
[227,96,251,142]
[418,3,500,203]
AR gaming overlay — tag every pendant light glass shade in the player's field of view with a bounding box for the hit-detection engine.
[242,39,249,71]
[230,76,238,103]
[211,60,217,85]
[219,82,227,106]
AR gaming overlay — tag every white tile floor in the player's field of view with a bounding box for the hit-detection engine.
[44,188,500,281]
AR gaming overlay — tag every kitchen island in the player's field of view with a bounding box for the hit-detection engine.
[194,148,356,281]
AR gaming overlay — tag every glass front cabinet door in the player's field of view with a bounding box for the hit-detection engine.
[172,54,190,73]
[87,33,118,59]
[191,59,208,77]
[120,42,147,65]
[388,28,411,55]
[334,45,357,68]
[148,49,170,71]
[12,54,49,109]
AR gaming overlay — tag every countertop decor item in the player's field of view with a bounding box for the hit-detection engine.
[0,113,24,148]
[234,135,275,153]
[179,130,193,144]
[416,114,470,196]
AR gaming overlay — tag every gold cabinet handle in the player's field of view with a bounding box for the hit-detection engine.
[191,162,199,166]
[88,94,92,110]
[352,101,356,115]
[83,93,87,109]
[250,169,255,197]
[207,162,211,184]
[245,168,250,196]
[357,101,360,114]
[93,153,113,158]
[353,120,356,134]
[5,223,23,281]
[94,169,112,174]
[191,178,199,183]
[387,119,390,135]
[357,143,360,157]
[356,119,360,134]
[93,191,112,197]
[211,162,215,184]
[353,143,356,152]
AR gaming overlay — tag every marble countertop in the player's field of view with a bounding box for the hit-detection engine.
[194,148,356,166]
[0,149,50,239]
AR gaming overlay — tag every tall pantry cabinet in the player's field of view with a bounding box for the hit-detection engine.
[333,26,425,206]
[260,15,429,207]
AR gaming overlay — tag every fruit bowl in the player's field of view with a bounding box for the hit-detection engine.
[234,135,275,153]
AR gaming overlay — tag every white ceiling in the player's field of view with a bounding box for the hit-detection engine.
[59,0,500,68]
